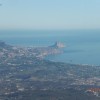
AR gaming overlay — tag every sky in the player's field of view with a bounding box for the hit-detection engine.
[0,0,100,30]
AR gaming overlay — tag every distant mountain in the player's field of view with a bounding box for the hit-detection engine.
[0,41,6,47]
[0,41,12,49]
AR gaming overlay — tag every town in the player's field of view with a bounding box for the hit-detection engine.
[0,41,100,100]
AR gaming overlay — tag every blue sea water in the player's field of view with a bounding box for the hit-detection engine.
[0,30,100,65]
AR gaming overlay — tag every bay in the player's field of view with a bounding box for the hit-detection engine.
[0,30,100,65]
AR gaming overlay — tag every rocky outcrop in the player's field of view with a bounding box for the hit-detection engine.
[49,42,65,48]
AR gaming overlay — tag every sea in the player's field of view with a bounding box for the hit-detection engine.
[0,30,100,66]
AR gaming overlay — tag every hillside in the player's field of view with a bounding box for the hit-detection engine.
[0,41,100,100]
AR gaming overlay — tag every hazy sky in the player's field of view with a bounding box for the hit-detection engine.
[0,0,100,30]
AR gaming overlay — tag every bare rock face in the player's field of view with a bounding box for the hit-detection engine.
[50,42,65,48]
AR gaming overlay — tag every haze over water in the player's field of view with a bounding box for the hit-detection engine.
[0,0,100,65]
[0,30,100,66]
